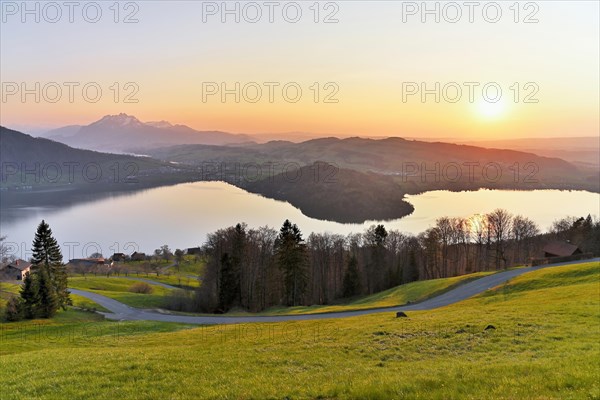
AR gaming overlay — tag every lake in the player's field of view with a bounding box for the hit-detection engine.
[1,182,598,260]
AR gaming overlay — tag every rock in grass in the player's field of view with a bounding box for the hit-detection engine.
[484,324,496,331]
[396,311,408,318]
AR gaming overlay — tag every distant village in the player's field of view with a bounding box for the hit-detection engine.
[0,247,203,281]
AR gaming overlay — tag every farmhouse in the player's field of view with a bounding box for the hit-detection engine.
[543,241,583,258]
[131,252,146,261]
[111,253,127,262]
[0,259,32,280]
[187,247,202,255]
[68,258,108,267]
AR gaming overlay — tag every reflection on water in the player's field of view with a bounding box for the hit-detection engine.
[1,182,598,259]
[0,185,158,224]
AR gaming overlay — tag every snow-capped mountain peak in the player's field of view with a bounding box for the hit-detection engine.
[93,113,144,128]
[146,120,174,129]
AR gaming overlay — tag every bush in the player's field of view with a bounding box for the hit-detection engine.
[128,282,153,294]
[163,289,200,312]
[4,296,23,322]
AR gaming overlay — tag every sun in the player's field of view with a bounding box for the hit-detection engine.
[475,98,507,120]
[466,213,488,235]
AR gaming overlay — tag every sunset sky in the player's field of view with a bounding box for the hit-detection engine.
[1,1,598,139]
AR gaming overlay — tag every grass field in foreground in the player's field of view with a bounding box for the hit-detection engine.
[1,261,598,399]
[67,277,173,309]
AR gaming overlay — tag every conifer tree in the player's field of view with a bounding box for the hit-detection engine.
[31,220,70,310]
[343,255,361,297]
[275,220,308,306]
[218,253,237,313]
[37,267,58,318]
[20,271,40,319]
[4,296,23,322]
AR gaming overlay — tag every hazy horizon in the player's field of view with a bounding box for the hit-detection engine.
[5,113,600,145]
[2,1,598,140]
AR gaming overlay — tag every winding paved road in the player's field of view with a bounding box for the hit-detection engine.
[70,258,599,325]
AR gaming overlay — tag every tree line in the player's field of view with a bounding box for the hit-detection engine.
[167,210,599,313]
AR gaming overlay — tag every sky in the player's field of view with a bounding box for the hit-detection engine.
[1,1,598,139]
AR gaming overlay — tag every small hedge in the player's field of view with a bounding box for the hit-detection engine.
[128,282,154,294]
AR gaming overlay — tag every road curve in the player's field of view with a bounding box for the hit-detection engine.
[70,258,599,325]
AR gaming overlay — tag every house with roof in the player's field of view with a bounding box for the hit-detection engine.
[0,259,32,280]
[131,252,146,261]
[543,241,583,258]
[111,253,127,262]
[68,258,109,267]
[186,247,202,255]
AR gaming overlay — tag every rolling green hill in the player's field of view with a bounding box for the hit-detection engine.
[67,277,174,309]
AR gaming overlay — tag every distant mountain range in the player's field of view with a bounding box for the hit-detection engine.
[0,126,200,188]
[460,137,600,168]
[148,136,583,179]
[39,114,253,153]
[34,114,599,170]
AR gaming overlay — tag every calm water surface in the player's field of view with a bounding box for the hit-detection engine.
[1,182,598,259]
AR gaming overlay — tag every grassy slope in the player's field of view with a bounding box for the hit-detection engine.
[149,274,200,288]
[0,282,20,309]
[67,277,173,309]
[249,271,494,316]
[1,261,598,399]
[69,270,492,316]
[166,255,205,276]
[108,256,203,288]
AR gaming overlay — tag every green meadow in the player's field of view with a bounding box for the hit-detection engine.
[0,282,19,310]
[66,269,494,317]
[166,255,205,277]
[148,273,201,288]
[67,277,173,309]
[1,261,598,399]
[248,270,495,316]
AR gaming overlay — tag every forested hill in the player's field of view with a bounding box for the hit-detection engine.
[0,127,195,188]
[148,136,598,193]
[244,162,414,223]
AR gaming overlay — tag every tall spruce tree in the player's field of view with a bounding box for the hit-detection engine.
[366,224,388,293]
[342,255,361,297]
[31,220,70,311]
[275,220,308,306]
[37,267,58,318]
[218,253,237,312]
[20,271,40,319]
